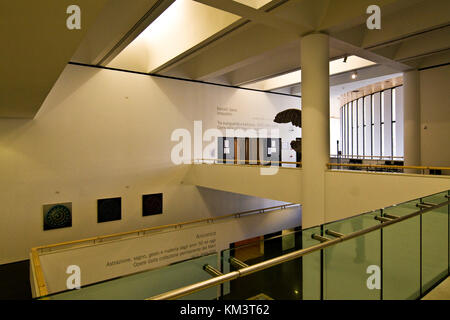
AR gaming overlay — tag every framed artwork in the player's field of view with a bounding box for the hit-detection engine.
[43,202,72,231]
[142,193,163,217]
[97,197,121,223]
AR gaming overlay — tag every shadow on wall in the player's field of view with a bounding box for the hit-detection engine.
[36,64,101,118]
[196,186,287,218]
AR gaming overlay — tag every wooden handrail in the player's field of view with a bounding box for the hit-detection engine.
[31,248,48,297]
[327,162,450,171]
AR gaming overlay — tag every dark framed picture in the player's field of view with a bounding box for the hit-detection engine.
[43,203,72,231]
[142,193,163,217]
[97,197,121,223]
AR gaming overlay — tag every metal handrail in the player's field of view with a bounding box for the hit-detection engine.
[195,158,448,173]
[195,158,302,166]
[327,162,450,172]
[330,154,404,160]
[148,194,450,300]
[32,203,298,253]
[30,203,298,297]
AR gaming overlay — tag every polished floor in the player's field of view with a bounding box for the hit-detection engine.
[422,277,450,300]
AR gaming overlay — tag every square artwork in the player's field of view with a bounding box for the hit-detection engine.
[97,197,121,223]
[43,202,72,231]
[142,193,163,217]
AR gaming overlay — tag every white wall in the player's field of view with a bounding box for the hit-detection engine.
[183,164,450,228]
[329,95,341,156]
[185,164,302,204]
[37,206,300,295]
[0,64,300,264]
[420,65,450,169]
[325,170,450,224]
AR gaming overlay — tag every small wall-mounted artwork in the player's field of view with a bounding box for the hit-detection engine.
[97,197,121,223]
[142,193,163,217]
[43,203,72,231]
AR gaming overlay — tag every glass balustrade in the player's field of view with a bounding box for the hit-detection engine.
[39,253,219,300]
[322,210,381,300]
[220,228,303,300]
[35,190,449,300]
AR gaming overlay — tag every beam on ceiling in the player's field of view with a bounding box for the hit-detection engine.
[162,23,298,80]
[193,0,311,35]
[72,0,175,66]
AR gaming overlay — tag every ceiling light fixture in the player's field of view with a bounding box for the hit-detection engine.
[343,55,348,63]
[244,55,374,91]
[351,71,358,80]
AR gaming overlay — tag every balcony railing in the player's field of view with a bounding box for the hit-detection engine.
[30,203,299,298]
[147,190,449,300]
[35,190,449,300]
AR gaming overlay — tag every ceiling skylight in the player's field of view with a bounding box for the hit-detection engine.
[108,0,241,73]
[244,55,376,91]
[233,0,272,9]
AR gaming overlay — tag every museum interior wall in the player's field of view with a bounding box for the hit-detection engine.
[0,64,300,264]
[0,64,448,266]
[419,65,450,169]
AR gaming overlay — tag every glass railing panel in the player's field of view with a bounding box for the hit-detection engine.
[40,253,219,300]
[179,259,305,301]
[322,211,381,300]
[421,191,449,294]
[382,199,421,299]
[37,189,449,301]
[220,229,303,300]
[301,226,321,300]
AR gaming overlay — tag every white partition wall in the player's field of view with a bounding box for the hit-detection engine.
[393,86,404,158]
[343,104,347,155]
[383,89,393,158]
[340,86,404,160]
[352,101,357,157]
[248,138,258,164]
[364,95,372,157]
[372,92,382,158]
[357,98,364,157]
[236,137,246,163]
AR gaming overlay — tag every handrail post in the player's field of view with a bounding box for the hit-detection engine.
[229,257,249,270]
[148,196,450,300]
[203,264,223,278]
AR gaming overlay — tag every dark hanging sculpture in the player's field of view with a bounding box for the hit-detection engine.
[273,108,301,128]
[273,108,302,155]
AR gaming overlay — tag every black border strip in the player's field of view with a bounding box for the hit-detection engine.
[68,61,301,98]
[418,62,450,71]
[420,200,423,297]
[320,224,324,300]
[380,208,384,300]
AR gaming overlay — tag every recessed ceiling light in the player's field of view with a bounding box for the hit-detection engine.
[351,71,358,80]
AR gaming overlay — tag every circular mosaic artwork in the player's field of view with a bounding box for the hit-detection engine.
[44,205,71,229]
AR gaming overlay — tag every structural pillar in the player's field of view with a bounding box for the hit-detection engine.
[403,70,421,169]
[300,33,330,228]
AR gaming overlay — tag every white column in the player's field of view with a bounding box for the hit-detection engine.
[300,33,330,228]
[403,70,421,168]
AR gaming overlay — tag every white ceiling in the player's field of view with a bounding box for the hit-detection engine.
[2,0,449,118]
